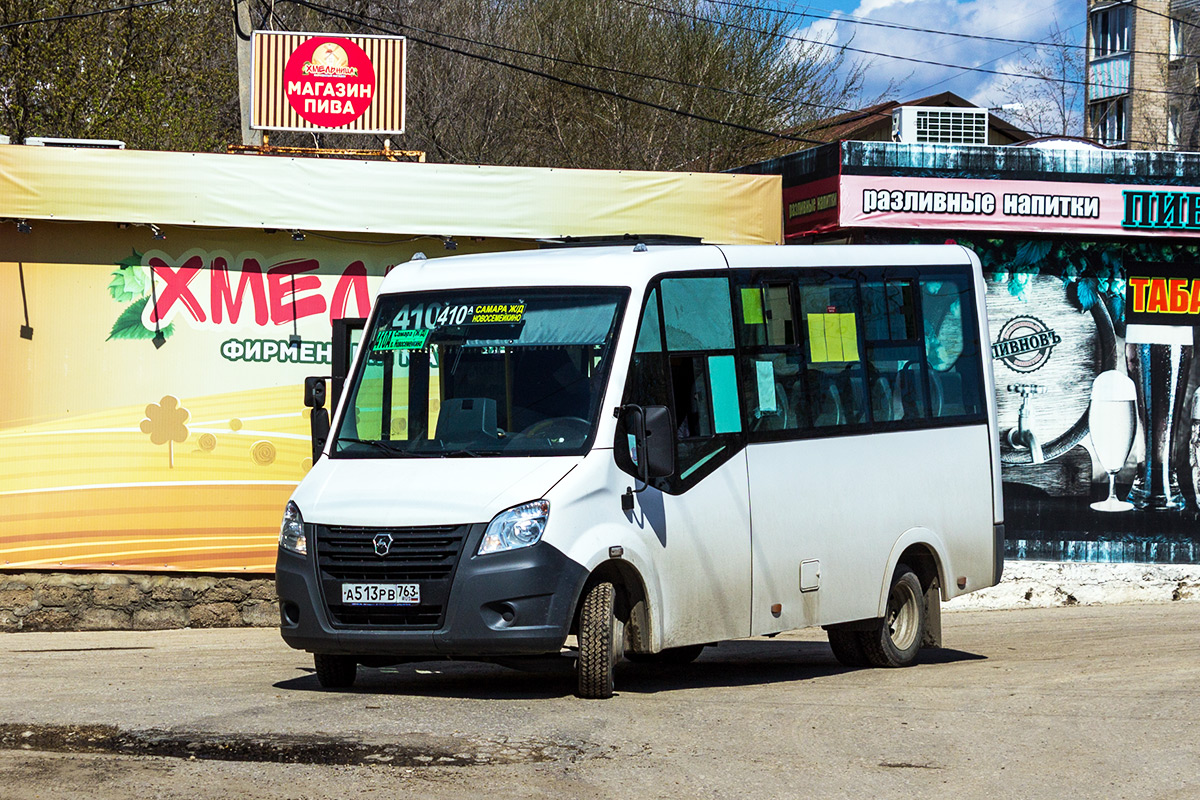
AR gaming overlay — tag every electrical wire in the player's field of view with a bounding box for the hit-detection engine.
[282,0,829,144]
[618,0,1200,99]
[280,0,858,116]
[0,0,168,31]
[714,0,1191,61]
[274,0,1187,151]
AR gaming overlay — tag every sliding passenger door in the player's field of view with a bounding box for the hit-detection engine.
[620,276,752,648]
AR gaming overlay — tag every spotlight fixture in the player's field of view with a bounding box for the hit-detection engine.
[16,219,31,234]
[291,229,306,242]
[149,224,165,240]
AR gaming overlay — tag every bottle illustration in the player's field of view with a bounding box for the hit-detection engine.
[1125,324,1192,511]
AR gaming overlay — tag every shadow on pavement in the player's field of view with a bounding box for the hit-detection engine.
[272,639,986,700]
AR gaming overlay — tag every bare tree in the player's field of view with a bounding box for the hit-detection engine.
[0,1,240,150]
[0,0,866,169]
[990,22,1085,138]
[253,0,866,170]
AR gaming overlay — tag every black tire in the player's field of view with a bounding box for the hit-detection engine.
[860,565,926,668]
[314,653,357,689]
[625,644,706,665]
[577,582,622,699]
[827,627,870,667]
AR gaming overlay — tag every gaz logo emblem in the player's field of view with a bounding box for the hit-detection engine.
[373,533,393,557]
[991,315,1061,373]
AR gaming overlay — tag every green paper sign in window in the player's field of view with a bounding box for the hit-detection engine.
[373,328,431,351]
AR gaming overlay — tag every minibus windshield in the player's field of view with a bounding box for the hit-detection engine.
[333,287,627,457]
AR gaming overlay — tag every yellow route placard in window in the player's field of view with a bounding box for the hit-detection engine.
[808,313,860,362]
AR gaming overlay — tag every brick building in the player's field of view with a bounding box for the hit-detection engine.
[1086,0,1199,149]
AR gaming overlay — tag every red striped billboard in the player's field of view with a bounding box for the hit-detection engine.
[252,31,406,135]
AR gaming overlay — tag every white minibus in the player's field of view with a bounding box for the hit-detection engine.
[276,242,1004,698]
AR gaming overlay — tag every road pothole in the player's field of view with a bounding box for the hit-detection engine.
[0,724,600,767]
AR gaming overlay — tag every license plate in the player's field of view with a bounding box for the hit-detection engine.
[341,583,420,605]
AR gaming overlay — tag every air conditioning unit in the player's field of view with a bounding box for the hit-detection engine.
[23,137,125,149]
[891,106,988,145]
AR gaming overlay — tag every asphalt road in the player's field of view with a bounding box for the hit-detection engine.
[0,603,1197,800]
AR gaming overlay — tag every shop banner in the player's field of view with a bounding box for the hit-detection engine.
[0,249,411,573]
[1125,264,1200,327]
[783,177,840,238]
[0,146,783,245]
[840,175,1200,239]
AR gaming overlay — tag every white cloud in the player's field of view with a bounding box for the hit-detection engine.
[813,0,1087,107]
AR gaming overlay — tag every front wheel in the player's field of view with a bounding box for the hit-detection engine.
[860,565,925,668]
[314,653,357,689]
[577,582,622,699]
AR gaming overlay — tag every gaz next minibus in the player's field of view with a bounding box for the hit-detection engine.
[276,242,1004,698]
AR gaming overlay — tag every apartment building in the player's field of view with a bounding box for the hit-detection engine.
[1086,0,1199,148]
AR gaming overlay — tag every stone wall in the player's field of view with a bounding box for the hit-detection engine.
[3,562,1199,632]
[0,572,277,632]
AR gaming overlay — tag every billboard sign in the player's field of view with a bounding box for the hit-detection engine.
[835,175,1200,240]
[252,31,406,135]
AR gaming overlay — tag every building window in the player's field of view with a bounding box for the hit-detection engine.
[1171,18,1184,61]
[1089,95,1130,146]
[1169,104,1181,148]
[1091,3,1130,58]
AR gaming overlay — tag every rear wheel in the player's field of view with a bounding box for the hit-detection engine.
[625,643,706,665]
[860,565,925,668]
[827,628,870,667]
[314,653,357,689]
[577,582,622,699]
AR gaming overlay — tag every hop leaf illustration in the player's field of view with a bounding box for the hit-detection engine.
[140,395,190,468]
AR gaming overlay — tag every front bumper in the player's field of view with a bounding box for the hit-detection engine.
[276,522,588,658]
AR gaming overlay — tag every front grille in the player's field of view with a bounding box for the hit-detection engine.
[313,523,471,629]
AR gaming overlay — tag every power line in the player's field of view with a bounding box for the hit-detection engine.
[282,0,857,116]
[0,0,169,32]
[714,0,1189,61]
[282,0,829,145]
[618,0,1200,100]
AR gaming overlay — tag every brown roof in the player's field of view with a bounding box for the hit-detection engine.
[795,91,1030,144]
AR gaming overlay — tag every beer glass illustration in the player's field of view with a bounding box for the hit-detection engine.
[1125,323,1193,511]
[1088,371,1137,512]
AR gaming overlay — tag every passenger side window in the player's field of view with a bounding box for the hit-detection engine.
[796,277,867,428]
[736,280,806,434]
[861,276,931,422]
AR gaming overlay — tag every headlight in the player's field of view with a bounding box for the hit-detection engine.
[478,500,549,555]
[279,501,307,555]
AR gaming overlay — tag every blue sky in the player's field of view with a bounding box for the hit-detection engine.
[777,0,1087,119]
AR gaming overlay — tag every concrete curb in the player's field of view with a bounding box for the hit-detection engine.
[946,561,1200,611]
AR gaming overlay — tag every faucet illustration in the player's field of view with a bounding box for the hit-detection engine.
[1005,383,1047,464]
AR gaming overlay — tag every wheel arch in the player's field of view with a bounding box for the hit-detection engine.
[876,529,950,617]
[573,559,655,654]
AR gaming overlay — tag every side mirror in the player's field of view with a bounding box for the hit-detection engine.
[304,376,327,409]
[641,405,674,478]
[305,377,330,462]
[614,404,675,481]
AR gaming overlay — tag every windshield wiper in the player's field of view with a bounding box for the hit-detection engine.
[334,436,409,454]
